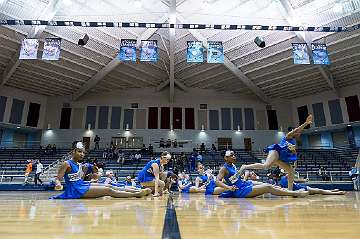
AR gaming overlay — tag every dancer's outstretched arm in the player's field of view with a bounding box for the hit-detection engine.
[287,114,313,139]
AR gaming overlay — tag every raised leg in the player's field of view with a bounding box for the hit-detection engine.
[239,150,279,176]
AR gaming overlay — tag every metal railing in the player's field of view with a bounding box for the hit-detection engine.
[305,170,351,182]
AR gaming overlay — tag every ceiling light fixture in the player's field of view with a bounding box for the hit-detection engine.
[134,0,142,8]
[333,2,343,13]
[202,0,211,9]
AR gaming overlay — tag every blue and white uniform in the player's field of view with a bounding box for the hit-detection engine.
[219,163,253,198]
[137,159,161,183]
[179,179,192,193]
[51,160,90,199]
[280,175,308,191]
[265,136,297,163]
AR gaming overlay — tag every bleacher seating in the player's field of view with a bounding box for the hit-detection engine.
[0,146,358,184]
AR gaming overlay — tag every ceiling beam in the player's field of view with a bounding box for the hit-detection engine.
[72,14,169,100]
[177,15,270,103]
[169,0,176,102]
[278,0,339,96]
[1,0,62,87]
[156,79,188,92]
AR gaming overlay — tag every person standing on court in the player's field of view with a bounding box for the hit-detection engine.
[34,159,43,185]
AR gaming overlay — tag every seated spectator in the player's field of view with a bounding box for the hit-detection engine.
[135,152,142,163]
[166,139,171,148]
[102,148,107,159]
[173,139,178,148]
[200,143,205,152]
[211,144,217,151]
[318,166,330,181]
[52,144,57,155]
[196,153,203,164]
[159,138,165,148]
[148,144,154,156]
[141,144,147,153]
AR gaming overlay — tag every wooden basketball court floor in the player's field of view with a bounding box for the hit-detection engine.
[0,191,359,239]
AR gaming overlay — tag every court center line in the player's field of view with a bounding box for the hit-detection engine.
[161,195,181,239]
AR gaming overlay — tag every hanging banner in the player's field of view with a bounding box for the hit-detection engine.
[19,38,39,60]
[118,39,137,62]
[140,40,158,62]
[207,41,224,64]
[311,43,330,65]
[292,43,310,65]
[187,41,204,63]
[42,38,62,60]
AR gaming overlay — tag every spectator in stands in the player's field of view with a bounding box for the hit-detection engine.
[159,138,165,148]
[45,144,52,155]
[197,153,203,164]
[135,152,142,163]
[23,160,33,184]
[190,153,196,172]
[211,144,217,151]
[52,144,57,156]
[148,144,154,156]
[141,144,147,153]
[318,166,330,181]
[173,139,178,148]
[102,148,107,159]
[166,139,171,148]
[200,143,206,153]
[34,160,43,185]
[177,152,185,173]
[117,151,125,165]
[94,135,100,150]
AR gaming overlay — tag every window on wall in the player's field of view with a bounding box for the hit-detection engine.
[173,107,182,129]
[209,110,219,130]
[244,108,255,130]
[312,103,326,127]
[60,108,72,129]
[297,105,310,129]
[148,107,158,129]
[85,106,97,129]
[9,99,25,125]
[221,108,231,130]
[98,106,109,129]
[185,108,195,129]
[26,102,41,127]
[123,109,134,129]
[345,95,360,122]
[110,107,121,129]
[161,107,170,129]
[0,96,8,122]
[328,99,344,124]
[232,108,243,130]
[267,110,278,130]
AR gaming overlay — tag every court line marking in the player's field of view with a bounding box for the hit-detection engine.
[161,195,181,239]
